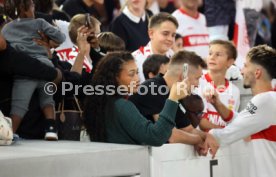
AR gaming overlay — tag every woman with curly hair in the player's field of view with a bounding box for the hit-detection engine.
[84,51,190,146]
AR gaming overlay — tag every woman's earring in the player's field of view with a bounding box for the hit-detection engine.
[15,8,18,16]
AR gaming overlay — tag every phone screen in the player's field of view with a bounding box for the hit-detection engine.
[85,13,91,28]
[183,63,189,79]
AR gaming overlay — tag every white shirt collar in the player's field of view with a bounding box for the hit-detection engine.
[123,6,146,23]
[147,42,174,58]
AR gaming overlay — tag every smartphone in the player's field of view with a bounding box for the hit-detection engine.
[183,63,189,79]
[85,13,95,42]
[85,13,91,28]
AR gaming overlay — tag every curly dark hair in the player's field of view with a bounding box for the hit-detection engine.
[84,51,134,142]
[4,0,32,19]
[247,44,276,79]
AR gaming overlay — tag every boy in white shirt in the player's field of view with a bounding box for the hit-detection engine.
[172,0,209,59]
[132,12,177,83]
[198,40,240,131]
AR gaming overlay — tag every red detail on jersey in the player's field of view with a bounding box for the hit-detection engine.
[204,73,229,92]
[56,48,72,60]
[224,110,234,122]
[251,125,276,142]
[182,34,209,47]
[178,8,199,19]
[201,112,209,119]
[204,110,220,121]
[233,23,239,46]
[139,46,145,54]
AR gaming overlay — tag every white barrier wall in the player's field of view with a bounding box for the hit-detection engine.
[150,140,251,177]
[0,141,150,177]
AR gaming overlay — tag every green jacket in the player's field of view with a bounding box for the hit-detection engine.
[105,98,178,146]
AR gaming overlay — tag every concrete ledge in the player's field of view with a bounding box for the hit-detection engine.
[0,140,150,177]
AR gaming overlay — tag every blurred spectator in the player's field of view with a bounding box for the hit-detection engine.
[172,0,209,59]
[97,32,125,54]
[269,2,276,48]
[62,0,103,20]
[34,0,70,22]
[158,0,176,14]
[147,0,159,14]
[55,0,66,7]
[241,0,263,47]
[172,33,183,52]
[111,0,152,51]
[204,0,236,41]
[255,9,271,46]
[142,54,170,80]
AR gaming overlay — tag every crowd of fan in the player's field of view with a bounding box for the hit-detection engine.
[0,0,276,165]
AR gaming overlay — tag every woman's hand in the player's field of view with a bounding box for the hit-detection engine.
[169,78,191,102]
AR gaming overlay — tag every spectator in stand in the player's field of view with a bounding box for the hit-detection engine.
[172,0,209,59]
[34,0,70,22]
[111,0,152,51]
[142,54,170,80]
[198,40,240,131]
[172,33,183,53]
[158,0,177,14]
[2,0,65,140]
[84,51,197,146]
[204,0,236,41]
[132,12,177,83]
[62,0,103,20]
[68,14,102,75]
[0,34,62,116]
[97,32,125,54]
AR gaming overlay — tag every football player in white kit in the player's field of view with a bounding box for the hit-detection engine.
[205,45,276,177]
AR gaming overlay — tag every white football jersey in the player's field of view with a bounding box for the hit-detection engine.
[210,91,276,177]
[132,42,174,83]
[198,73,240,127]
[172,9,209,59]
[68,46,92,73]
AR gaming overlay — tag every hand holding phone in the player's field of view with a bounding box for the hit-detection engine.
[85,13,91,28]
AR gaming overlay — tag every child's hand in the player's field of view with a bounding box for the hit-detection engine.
[203,87,219,105]
[35,30,59,47]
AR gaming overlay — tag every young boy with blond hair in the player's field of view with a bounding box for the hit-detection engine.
[198,40,240,131]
